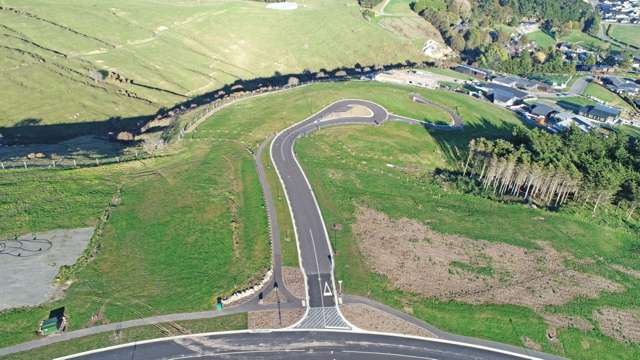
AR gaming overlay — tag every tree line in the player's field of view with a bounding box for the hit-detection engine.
[412,0,595,59]
[459,127,640,219]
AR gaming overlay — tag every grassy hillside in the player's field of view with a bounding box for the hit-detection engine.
[0,81,499,348]
[0,0,425,127]
[297,121,640,359]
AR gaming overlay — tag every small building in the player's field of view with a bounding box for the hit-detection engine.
[480,83,528,107]
[530,103,557,124]
[579,104,621,122]
[453,64,490,80]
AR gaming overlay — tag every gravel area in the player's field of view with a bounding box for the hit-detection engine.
[341,303,435,338]
[282,266,305,299]
[248,308,305,329]
[0,228,94,310]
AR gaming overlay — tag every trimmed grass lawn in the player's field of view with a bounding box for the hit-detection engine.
[0,0,424,126]
[583,82,634,111]
[609,24,640,48]
[293,91,639,358]
[1,314,247,360]
[528,30,556,49]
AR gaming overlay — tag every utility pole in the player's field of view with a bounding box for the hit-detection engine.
[274,281,282,327]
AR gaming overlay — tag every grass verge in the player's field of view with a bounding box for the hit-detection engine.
[1,314,247,360]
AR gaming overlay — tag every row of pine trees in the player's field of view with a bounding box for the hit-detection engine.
[460,127,640,219]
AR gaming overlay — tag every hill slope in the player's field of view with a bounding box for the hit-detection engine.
[0,0,425,126]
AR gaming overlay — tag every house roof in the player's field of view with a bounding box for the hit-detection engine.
[531,104,556,117]
[483,83,528,99]
[582,104,621,118]
[454,64,489,75]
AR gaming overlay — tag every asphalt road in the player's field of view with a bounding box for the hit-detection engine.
[270,100,388,319]
[65,330,541,360]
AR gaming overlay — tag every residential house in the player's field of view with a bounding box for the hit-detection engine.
[579,104,621,122]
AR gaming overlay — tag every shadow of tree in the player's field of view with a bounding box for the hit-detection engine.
[426,117,519,166]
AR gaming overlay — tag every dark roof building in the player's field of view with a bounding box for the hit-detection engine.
[453,65,491,79]
[480,83,527,106]
[579,104,621,122]
[530,103,557,118]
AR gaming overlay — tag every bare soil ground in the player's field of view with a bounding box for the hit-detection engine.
[248,308,305,329]
[282,266,305,299]
[593,307,640,343]
[341,303,435,338]
[543,314,593,332]
[609,264,640,279]
[352,207,623,311]
[320,104,373,121]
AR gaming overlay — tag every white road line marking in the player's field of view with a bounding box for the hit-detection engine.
[342,350,438,359]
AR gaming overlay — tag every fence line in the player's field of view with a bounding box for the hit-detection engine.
[0,151,157,171]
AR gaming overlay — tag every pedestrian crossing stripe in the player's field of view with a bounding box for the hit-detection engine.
[323,282,333,296]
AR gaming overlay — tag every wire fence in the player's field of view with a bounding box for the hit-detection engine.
[0,150,158,171]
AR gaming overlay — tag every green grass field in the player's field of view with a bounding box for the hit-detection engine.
[609,24,640,48]
[0,0,426,127]
[1,314,246,360]
[583,82,634,111]
[0,81,511,349]
[560,30,617,51]
[380,0,416,15]
[290,89,640,358]
[527,30,556,49]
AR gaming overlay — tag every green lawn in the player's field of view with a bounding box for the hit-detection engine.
[1,314,247,360]
[528,30,556,49]
[292,93,639,358]
[0,0,425,127]
[560,30,617,51]
[609,24,640,48]
[583,82,634,111]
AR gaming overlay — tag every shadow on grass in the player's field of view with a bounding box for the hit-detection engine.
[426,117,519,165]
[0,59,435,157]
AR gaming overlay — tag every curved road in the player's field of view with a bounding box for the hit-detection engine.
[270,99,388,329]
[60,330,542,360]
[60,99,559,360]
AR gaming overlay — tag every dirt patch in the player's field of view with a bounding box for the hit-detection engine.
[594,307,640,343]
[282,266,305,299]
[544,314,593,332]
[248,308,305,329]
[341,303,435,338]
[320,104,373,121]
[352,207,623,311]
[609,264,640,279]
[521,336,542,351]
